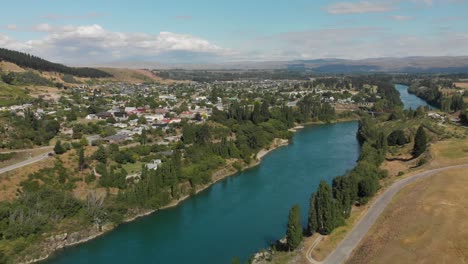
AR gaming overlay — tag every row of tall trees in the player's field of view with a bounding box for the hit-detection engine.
[306,117,388,237]
[297,95,336,122]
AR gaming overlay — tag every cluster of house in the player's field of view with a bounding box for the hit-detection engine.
[86,106,208,126]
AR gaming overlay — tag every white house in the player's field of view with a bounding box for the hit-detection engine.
[145,114,165,122]
[146,159,162,170]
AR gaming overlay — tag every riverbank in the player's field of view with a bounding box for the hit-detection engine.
[259,122,468,264]
[21,134,296,263]
[21,119,359,264]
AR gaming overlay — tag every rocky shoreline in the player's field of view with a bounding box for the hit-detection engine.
[20,135,296,264]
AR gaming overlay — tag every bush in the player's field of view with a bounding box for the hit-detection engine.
[0,152,15,162]
[417,157,427,167]
[387,130,408,146]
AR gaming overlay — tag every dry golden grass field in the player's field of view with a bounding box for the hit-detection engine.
[346,167,468,264]
[454,82,468,89]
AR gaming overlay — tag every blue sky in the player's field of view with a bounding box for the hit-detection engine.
[1,0,467,65]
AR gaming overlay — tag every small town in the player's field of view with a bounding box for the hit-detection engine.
[1,1,468,263]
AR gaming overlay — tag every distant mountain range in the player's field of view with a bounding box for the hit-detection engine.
[94,56,468,73]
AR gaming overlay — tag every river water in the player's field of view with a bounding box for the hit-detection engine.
[46,121,360,264]
[395,84,433,109]
[45,84,430,264]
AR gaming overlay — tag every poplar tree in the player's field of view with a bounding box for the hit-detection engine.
[286,204,303,250]
[316,181,336,235]
[332,176,354,218]
[308,192,318,235]
[140,129,148,145]
[78,148,85,172]
[413,126,427,157]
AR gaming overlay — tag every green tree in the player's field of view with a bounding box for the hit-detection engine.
[80,136,89,147]
[315,181,337,235]
[78,148,86,172]
[93,145,107,163]
[307,192,318,235]
[195,124,210,145]
[358,175,379,201]
[286,204,303,250]
[140,129,148,145]
[332,175,356,218]
[460,110,468,125]
[387,130,408,146]
[54,140,66,155]
[138,115,147,125]
[376,132,387,151]
[413,126,427,157]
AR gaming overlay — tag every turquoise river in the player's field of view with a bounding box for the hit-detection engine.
[45,84,426,264]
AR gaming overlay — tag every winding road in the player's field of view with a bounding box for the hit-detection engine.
[307,164,468,264]
[0,152,51,175]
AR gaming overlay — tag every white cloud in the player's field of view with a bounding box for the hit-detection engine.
[2,23,468,64]
[3,24,228,64]
[325,1,395,14]
[33,23,54,32]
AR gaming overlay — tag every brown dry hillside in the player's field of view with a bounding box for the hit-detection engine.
[0,61,25,72]
[99,68,173,83]
[346,167,468,264]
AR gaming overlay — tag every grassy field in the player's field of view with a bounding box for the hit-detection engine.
[122,161,144,174]
[0,83,31,106]
[430,138,468,167]
[346,167,468,264]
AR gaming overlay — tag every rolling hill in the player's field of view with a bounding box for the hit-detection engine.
[0,48,111,78]
[98,56,468,73]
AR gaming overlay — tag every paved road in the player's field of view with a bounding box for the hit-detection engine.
[0,146,53,154]
[0,152,51,175]
[309,164,468,264]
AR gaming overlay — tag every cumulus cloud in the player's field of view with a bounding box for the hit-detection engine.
[2,23,468,64]
[325,1,395,14]
[3,24,228,64]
